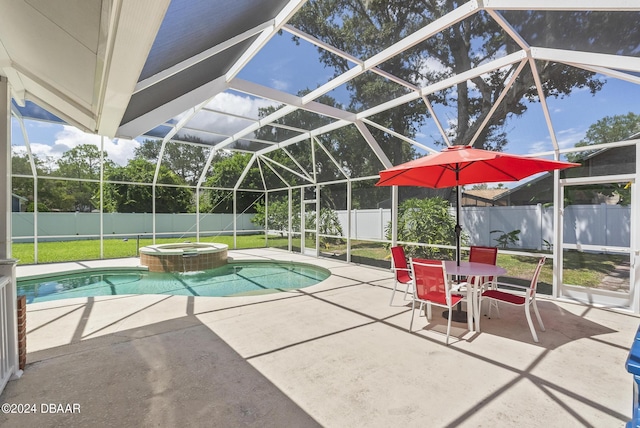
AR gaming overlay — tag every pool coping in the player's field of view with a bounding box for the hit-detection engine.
[17,265,150,282]
[16,258,332,301]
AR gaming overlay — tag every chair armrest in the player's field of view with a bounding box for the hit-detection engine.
[493,282,529,292]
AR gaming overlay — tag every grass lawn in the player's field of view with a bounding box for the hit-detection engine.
[12,235,291,265]
[12,236,624,292]
[321,242,624,292]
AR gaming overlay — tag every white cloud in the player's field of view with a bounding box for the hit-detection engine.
[527,139,550,154]
[54,126,139,166]
[556,127,585,150]
[417,57,451,88]
[271,79,290,91]
[15,91,279,167]
[174,92,279,139]
[208,91,278,117]
[521,126,586,155]
[106,138,140,166]
[16,126,139,166]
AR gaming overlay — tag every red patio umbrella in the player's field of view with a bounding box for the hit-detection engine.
[376,145,579,264]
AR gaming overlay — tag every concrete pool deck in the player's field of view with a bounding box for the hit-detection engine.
[1,248,638,427]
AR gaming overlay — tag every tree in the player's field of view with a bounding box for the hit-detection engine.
[252,196,344,248]
[470,183,488,190]
[11,150,34,175]
[57,144,105,179]
[11,150,35,199]
[135,139,219,186]
[103,159,192,213]
[311,208,344,248]
[256,92,408,181]
[201,153,264,213]
[290,2,629,151]
[56,144,111,212]
[567,112,640,162]
[254,92,394,208]
[386,197,463,259]
[253,198,300,235]
[12,150,78,212]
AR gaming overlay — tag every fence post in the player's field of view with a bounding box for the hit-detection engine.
[353,209,357,241]
[538,203,543,251]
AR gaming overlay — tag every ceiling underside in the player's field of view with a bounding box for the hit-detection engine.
[2,0,640,180]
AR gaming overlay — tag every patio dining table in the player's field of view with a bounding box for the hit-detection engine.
[444,260,507,332]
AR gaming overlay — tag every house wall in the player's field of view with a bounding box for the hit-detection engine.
[503,145,637,206]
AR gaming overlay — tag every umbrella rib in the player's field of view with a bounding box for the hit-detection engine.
[482,160,520,181]
[377,169,407,186]
[433,165,451,187]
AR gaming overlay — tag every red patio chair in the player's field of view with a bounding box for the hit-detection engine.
[409,258,464,345]
[479,257,546,342]
[470,245,498,265]
[389,246,413,306]
[454,246,498,291]
[470,245,499,290]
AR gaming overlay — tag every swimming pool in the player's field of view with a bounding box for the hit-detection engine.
[17,261,331,304]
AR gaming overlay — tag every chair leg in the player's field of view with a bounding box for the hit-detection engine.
[489,299,500,318]
[445,306,452,345]
[403,283,411,301]
[426,302,432,320]
[524,303,539,343]
[532,298,545,331]
[470,281,478,332]
[389,282,398,306]
[410,300,416,331]
[474,293,481,333]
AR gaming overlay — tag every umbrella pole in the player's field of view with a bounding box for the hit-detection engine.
[456,184,461,267]
[445,184,468,324]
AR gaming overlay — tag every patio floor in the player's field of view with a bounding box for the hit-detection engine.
[1,248,637,427]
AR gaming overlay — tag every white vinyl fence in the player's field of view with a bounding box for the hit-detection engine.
[11,212,256,242]
[335,204,630,250]
[10,204,631,250]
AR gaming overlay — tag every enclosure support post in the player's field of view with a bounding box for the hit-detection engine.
[264,191,268,247]
[233,190,237,250]
[315,184,320,257]
[391,186,398,247]
[288,187,292,252]
[0,77,20,393]
[195,187,200,241]
[0,77,10,260]
[99,136,104,259]
[633,144,640,314]
[152,186,156,244]
[14,116,38,262]
[346,180,352,263]
[553,169,562,299]
[300,188,304,254]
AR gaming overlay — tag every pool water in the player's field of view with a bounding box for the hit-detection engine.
[17,261,330,304]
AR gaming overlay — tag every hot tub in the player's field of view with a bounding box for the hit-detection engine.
[139,242,228,272]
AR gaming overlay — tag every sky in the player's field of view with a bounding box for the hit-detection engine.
[11,30,640,170]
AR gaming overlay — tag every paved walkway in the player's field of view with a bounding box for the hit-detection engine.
[599,260,631,293]
[1,249,638,427]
